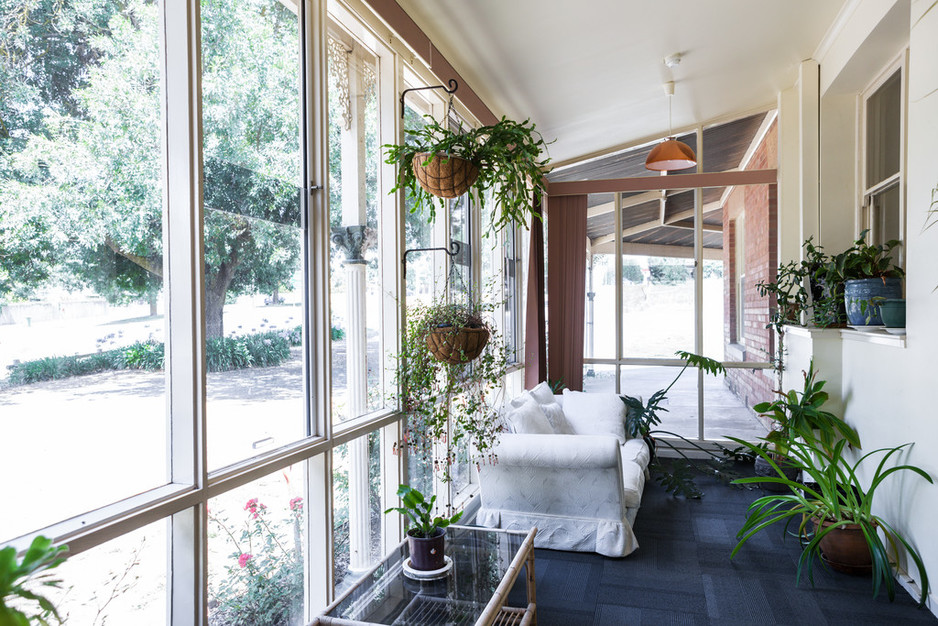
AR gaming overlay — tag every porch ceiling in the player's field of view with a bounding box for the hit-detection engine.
[394,0,847,166]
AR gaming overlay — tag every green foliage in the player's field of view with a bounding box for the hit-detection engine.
[755,361,860,458]
[384,485,463,538]
[834,229,904,281]
[647,262,689,285]
[621,262,643,283]
[209,496,304,626]
[756,259,808,334]
[729,438,932,605]
[120,340,165,370]
[0,535,68,626]
[330,326,345,341]
[397,298,508,482]
[621,351,746,498]
[384,115,551,232]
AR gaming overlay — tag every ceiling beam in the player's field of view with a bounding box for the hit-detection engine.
[590,200,723,246]
[591,242,723,259]
[586,190,663,219]
[548,169,777,196]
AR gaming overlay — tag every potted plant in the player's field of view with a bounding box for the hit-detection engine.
[752,361,861,490]
[384,115,551,232]
[728,437,932,605]
[385,484,463,572]
[621,351,752,498]
[1,535,68,625]
[836,230,904,325]
[397,298,508,482]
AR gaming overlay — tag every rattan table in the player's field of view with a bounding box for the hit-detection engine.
[315,525,537,626]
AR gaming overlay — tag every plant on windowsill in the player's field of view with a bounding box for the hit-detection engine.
[396,297,508,482]
[836,229,904,326]
[0,535,68,626]
[385,484,463,572]
[728,437,932,605]
[620,351,753,499]
[384,115,552,232]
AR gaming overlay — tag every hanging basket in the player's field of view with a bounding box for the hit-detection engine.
[425,326,489,364]
[412,152,480,199]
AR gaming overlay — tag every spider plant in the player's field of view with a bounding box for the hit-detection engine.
[728,436,932,605]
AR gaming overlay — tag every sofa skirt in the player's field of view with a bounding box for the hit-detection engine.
[476,508,639,557]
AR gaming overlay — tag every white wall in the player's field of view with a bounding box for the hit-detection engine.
[809,0,938,609]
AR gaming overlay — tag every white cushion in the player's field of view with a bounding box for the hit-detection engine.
[542,403,574,434]
[561,390,627,444]
[620,460,646,508]
[529,381,557,405]
[504,400,554,435]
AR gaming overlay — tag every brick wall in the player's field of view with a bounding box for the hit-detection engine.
[723,121,778,411]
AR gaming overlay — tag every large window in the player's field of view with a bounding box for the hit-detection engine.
[0,0,517,622]
[861,62,905,262]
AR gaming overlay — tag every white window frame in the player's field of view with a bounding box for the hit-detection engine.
[858,53,907,265]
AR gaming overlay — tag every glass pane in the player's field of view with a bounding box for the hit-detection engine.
[866,70,901,188]
[583,363,616,393]
[403,104,436,306]
[622,254,695,358]
[585,251,615,359]
[52,521,167,624]
[328,34,384,424]
[620,365,697,439]
[0,1,167,540]
[208,464,307,625]
[201,0,305,470]
[704,370,772,442]
[871,182,901,252]
[334,430,385,595]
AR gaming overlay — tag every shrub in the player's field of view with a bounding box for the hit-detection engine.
[649,262,690,284]
[622,262,643,283]
[206,337,254,372]
[241,332,291,368]
[121,341,165,370]
[331,325,345,341]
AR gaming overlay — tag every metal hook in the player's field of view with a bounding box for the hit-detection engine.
[400,79,459,119]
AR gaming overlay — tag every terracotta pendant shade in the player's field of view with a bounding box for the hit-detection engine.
[644,138,697,171]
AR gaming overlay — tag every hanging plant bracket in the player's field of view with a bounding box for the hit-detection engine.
[400,79,458,118]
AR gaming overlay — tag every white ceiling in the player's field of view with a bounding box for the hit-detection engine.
[395,0,849,167]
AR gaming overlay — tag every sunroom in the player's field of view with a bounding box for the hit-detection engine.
[1,0,936,623]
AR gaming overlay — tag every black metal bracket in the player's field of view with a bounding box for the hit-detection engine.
[400,79,458,119]
[401,241,461,282]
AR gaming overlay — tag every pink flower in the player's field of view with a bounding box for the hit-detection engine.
[238,553,252,568]
[289,497,303,512]
[244,498,265,519]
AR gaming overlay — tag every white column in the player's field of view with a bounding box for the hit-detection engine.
[340,47,371,573]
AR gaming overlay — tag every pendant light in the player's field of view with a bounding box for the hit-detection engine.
[645,81,697,172]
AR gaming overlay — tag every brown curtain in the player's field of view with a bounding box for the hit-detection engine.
[524,196,547,389]
[546,194,587,391]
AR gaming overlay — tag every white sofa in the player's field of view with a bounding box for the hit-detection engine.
[476,383,650,557]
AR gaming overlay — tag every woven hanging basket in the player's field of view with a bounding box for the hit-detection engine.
[425,326,490,364]
[412,152,480,199]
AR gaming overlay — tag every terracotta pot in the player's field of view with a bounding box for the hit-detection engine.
[814,518,873,575]
[411,152,480,199]
[426,326,489,364]
[408,527,446,571]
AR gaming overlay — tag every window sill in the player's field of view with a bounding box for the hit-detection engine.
[839,328,906,347]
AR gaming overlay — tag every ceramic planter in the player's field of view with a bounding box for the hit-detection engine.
[843,277,902,325]
[407,527,446,571]
[815,519,873,575]
[878,298,906,328]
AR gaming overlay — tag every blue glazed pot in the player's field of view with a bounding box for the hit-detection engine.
[879,298,906,328]
[844,278,902,325]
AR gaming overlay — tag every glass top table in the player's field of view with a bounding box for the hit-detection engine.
[317,525,537,626]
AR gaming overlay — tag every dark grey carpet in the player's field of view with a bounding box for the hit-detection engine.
[507,464,936,625]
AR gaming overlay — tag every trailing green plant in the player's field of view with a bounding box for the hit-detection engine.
[0,535,69,626]
[621,351,752,498]
[397,297,508,482]
[384,484,462,538]
[728,437,932,605]
[208,496,305,626]
[756,259,808,335]
[755,360,860,459]
[384,115,551,232]
[802,238,846,327]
